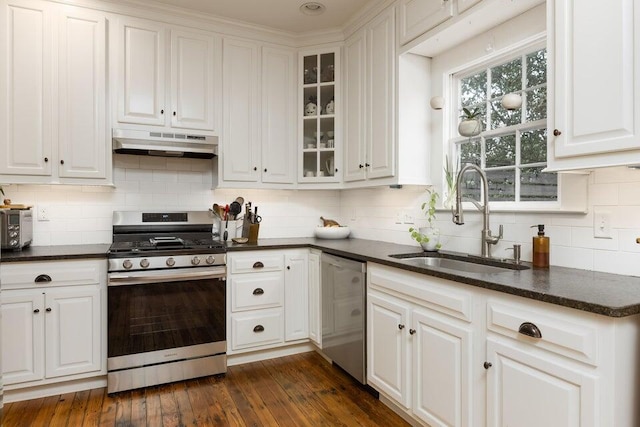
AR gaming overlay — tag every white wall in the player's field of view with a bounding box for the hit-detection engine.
[340,166,640,276]
[2,154,340,246]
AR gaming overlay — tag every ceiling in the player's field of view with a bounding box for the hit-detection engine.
[139,0,374,33]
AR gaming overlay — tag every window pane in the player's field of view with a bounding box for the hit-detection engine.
[459,138,481,166]
[490,99,521,129]
[487,170,515,201]
[521,128,547,164]
[526,49,547,88]
[491,59,521,97]
[521,167,558,201]
[460,169,481,202]
[486,135,516,167]
[461,71,487,107]
[526,86,547,121]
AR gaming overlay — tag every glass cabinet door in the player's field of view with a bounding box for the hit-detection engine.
[301,49,339,182]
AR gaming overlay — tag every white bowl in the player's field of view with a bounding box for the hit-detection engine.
[314,226,350,239]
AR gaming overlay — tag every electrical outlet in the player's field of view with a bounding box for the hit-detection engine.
[38,205,49,221]
[594,209,612,239]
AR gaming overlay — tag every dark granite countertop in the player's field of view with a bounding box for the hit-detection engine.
[1,244,111,262]
[228,238,640,318]
[4,239,640,318]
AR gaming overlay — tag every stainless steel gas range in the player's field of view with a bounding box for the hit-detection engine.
[106,211,227,394]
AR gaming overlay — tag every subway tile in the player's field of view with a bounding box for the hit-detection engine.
[593,250,640,277]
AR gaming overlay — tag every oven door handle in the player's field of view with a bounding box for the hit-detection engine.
[108,268,226,286]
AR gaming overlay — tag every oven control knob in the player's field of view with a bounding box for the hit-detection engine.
[140,259,150,268]
[191,256,201,265]
[166,257,176,267]
[205,256,215,265]
[9,239,17,247]
[9,231,17,238]
[123,259,133,270]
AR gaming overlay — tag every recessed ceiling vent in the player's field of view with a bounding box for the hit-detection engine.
[300,2,326,16]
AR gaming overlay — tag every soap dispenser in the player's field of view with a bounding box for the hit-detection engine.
[531,224,549,268]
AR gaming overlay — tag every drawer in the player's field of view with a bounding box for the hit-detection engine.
[1,259,105,290]
[230,272,284,312]
[487,299,601,366]
[231,309,284,350]
[229,252,284,274]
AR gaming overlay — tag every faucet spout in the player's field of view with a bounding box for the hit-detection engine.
[451,163,503,258]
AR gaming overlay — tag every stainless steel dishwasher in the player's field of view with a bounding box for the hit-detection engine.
[321,253,367,384]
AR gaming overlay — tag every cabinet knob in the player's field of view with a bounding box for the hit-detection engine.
[518,322,542,339]
[60,160,64,165]
[398,324,405,330]
[173,111,176,116]
[264,168,267,173]
[335,168,338,173]
[46,307,52,312]
[161,109,164,114]
[409,329,416,335]
[359,164,364,169]
[253,324,265,333]
[553,129,562,136]
[35,274,52,283]
[365,163,370,167]
[252,287,264,295]
[287,266,290,270]
[253,167,257,171]
[484,362,492,370]
[33,309,40,314]
[44,157,49,163]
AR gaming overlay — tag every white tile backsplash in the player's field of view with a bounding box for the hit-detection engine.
[5,159,640,276]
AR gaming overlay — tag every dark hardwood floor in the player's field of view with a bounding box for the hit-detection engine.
[2,351,409,426]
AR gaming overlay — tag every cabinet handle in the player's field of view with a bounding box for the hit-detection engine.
[252,261,264,269]
[484,362,492,370]
[398,324,405,330]
[46,307,52,312]
[60,160,64,165]
[252,288,264,295]
[44,157,49,163]
[409,328,416,335]
[35,274,52,283]
[253,325,265,333]
[161,109,164,114]
[33,309,40,314]
[518,322,542,339]
[553,129,562,136]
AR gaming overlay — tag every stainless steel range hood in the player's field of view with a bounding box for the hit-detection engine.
[112,129,218,159]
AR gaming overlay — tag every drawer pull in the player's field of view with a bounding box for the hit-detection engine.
[253,325,265,333]
[35,274,52,283]
[253,288,264,295]
[253,261,264,269]
[518,322,542,339]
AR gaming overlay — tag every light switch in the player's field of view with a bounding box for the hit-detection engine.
[593,209,612,239]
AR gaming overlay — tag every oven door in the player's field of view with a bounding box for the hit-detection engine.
[107,266,226,369]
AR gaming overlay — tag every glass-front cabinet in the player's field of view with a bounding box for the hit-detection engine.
[299,48,340,183]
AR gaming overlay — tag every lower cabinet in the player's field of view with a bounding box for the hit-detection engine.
[308,250,321,347]
[367,264,475,426]
[227,249,309,353]
[1,259,105,389]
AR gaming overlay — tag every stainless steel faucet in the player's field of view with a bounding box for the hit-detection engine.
[452,163,503,258]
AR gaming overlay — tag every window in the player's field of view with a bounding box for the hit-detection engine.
[452,47,557,204]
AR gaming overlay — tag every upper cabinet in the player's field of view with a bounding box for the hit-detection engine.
[344,7,430,187]
[0,0,110,184]
[114,17,222,133]
[299,48,340,183]
[547,0,640,170]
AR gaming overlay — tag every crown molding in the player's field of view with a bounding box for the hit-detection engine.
[342,0,396,39]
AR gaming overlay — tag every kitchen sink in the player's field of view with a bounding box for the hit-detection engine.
[389,252,529,274]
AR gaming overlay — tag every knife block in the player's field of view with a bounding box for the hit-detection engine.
[247,223,260,243]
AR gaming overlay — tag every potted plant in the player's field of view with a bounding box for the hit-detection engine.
[409,190,442,251]
[458,107,483,137]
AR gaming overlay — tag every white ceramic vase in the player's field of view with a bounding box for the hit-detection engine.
[458,119,482,137]
[419,226,440,251]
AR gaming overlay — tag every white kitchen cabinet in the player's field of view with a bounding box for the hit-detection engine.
[1,259,105,389]
[344,8,395,183]
[0,0,110,183]
[399,0,453,46]
[261,46,296,184]
[299,48,340,183]
[308,250,321,347]
[222,38,260,183]
[115,17,221,132]
[547,0,640,170]
[486,337,597,427]
[284,250,309,341]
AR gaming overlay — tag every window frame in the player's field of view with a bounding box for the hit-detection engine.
[443,35,588,213]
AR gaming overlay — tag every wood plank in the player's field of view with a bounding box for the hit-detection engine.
[114,390,132,426]
[197,374,245,426]
[129,388,147,427]
[183,378,215,426]
[144,386,163,427]
[49,392,76,426]
[99,391,117,426]
[171,380,198,427]
[224,365,265,426]
[82,387,106,427]
[31,395,61,427]
[67,389,91,426]
[228,362,281,425]
[158,383,181,427]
